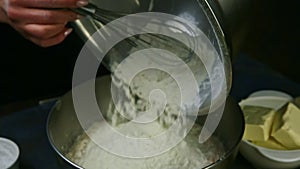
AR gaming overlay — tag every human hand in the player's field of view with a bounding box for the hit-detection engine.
[0,0,88,47]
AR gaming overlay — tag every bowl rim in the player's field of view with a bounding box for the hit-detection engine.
[242,139,300,163]
[248,90,293,99]
[46,100,84,169]
[239,95,293,111]
[243,139,300,153]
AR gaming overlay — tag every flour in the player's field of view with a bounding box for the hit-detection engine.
[66,121,224,169]
[66,68,225,169]
[66,26,226,168]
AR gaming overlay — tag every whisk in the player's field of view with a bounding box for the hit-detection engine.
[73,3,128,25]
[72,3,168,47]
[72,3,196,64]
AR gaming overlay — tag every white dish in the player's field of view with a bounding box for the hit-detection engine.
[239,95,292,111]
[248,90,293,100]
[238,90,300,169]
[240,140,300,169]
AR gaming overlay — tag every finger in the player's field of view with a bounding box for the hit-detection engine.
[9,0,89,8]
[25,27,73,47]
[7,7,80,24]
[20,23,67,39]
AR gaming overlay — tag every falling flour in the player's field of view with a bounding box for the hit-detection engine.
[66,69,225,169]
[66,30,226,168]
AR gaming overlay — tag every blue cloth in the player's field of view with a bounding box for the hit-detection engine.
[230,54,300,101]
[0,101,62,169]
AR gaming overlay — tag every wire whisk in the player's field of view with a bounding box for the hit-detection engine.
[72,3,197,64]
[72,3,167,47]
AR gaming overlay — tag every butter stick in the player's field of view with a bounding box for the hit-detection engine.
[252,137,287,150]
[242,105,276,142]
[272,103,300,149]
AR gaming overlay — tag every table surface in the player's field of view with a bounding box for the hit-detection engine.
[1,54,300,169]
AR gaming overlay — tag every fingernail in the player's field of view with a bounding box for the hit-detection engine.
[77,0,88,7]
[64,28,73,37]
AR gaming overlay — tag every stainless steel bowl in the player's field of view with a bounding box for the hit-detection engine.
[47,75,244,169]
[74,1,232,72]
[72,0,253,63]
[71,0,235,115]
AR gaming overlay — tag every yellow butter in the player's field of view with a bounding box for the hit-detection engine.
[272,103,300,149]
[252,137,287,150]
[242,105,276,142]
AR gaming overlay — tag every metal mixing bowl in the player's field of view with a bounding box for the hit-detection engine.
[47,1,247,166]
[72,0,253,59]
[47,75,244,169]
[71,0,233,91]
[71,0,236,116]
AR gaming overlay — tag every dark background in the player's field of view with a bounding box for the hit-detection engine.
[0,1,300,169]
[238,0,300,82]
[1,0,300,114]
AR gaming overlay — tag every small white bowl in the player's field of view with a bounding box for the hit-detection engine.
[239,90,293,111]
[248,90,293,100]
[240,140,300,169]
[0,137,19,169]
[238,90,300,169]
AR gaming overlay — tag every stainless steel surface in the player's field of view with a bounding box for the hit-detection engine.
[72,3,193,63]
[72,0,253,60]
[206,0,252,58]
[72,3,149,48]
[47,75,245,169]
[71,0,231,69]
[72,3,128,23]
[71,0,233,114]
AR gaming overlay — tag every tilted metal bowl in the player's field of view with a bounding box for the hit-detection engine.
[71,0,236,116]
[72,0,233,85]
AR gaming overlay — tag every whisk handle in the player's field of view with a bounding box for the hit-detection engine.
[71,3,98,17]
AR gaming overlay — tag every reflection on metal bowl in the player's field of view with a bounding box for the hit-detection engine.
[46,75,244,169]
